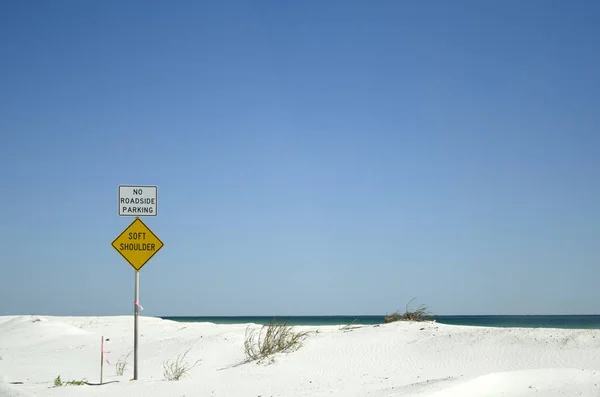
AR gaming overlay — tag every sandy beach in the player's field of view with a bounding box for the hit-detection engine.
[1,315,600,397]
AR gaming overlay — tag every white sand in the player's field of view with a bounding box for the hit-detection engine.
[1,315,600,397]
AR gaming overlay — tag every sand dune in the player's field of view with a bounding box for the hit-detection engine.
[1,315,599,396]
[414,369,600,397]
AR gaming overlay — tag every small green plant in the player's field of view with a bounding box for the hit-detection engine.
[163,349,201,381]
[53,375,87,387]
[115,352,131,376]
[244,318,309,363]
[384,298,433,323]
[65,379,87,386]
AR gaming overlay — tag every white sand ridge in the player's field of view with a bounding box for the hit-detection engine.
[1,316,600,397]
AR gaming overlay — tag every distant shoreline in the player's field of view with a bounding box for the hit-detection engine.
[160,314,600,329]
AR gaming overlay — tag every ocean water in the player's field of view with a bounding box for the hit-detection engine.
[161,315,600,329]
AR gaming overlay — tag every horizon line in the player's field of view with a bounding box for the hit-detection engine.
[158,313,600,317]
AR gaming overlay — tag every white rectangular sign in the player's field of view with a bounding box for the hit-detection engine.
[119,185,158,216]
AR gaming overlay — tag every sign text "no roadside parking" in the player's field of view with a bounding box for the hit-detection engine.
[119,185,157,216]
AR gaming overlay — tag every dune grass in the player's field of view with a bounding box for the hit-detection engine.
[163,349,201,381]
[244,318,309,363]
[339,319,362,332]
[384,298,433,323]
[115,352,131,376]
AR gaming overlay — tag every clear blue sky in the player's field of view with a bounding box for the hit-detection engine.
[1,0,599,317]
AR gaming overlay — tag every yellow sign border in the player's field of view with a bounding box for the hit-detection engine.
[112,217,164,271]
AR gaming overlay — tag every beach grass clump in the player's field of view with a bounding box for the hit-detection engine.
[384,298,433,323]
[244,318,309,363]
[163,349,201,381]
[115,352,131,376]
[339,319,362,332]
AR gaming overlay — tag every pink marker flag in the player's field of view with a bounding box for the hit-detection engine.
[135,300,144,311]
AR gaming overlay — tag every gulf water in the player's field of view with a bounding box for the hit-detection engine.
[161,315,600,329]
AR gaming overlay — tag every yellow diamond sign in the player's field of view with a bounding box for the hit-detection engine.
[112,217,164,271]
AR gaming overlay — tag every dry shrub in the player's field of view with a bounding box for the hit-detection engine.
[384,298,432,323]
[244,319,308,363]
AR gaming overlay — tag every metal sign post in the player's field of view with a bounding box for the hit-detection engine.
[134,270,139,380]
[112,185,162,381]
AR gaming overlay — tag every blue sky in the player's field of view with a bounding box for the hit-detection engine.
[1,0,599,316]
